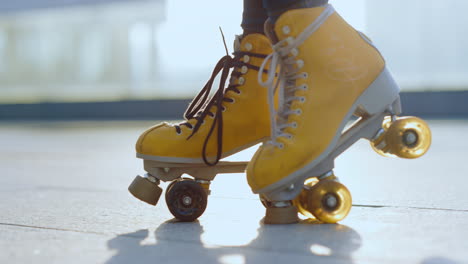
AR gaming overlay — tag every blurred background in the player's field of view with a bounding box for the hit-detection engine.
[0,0,467,119]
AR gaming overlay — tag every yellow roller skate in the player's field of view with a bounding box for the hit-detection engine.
[129,34,274,221]
[247,4,432,224]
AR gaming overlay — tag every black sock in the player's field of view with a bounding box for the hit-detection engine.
[262,0,329,23]
[241,0,268,35]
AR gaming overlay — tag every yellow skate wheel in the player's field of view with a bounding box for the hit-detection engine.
[307,179,352,224]
[386,116,431,159]
[370,116,395,157]
[292,178,319,219]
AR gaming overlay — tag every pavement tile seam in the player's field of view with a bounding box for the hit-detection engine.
[0,222,109,236]
[353,204,468,212]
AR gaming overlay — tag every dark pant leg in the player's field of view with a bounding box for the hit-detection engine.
[241,0,268,35]
[262,0,329,22]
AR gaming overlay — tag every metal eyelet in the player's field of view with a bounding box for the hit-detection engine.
[302,72,308,79]
[296,60,304,69]
[300,84,308,90]
[176,131,182,135]
[241,66,248,74]
[243,55,250,63]
[290,48,299,57]
[229,98,236,104]
[278,143,285,149]
[282,26,291,35]
[295,109,303,115]
[291,122,298,128]
[299,97,306,103]
[245,43,253,51]
[238,77,245,85]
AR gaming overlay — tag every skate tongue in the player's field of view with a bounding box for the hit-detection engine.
[233,34,242,52]
[264,18,279,44]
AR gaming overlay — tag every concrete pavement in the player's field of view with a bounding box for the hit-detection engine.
[0,120,466,264]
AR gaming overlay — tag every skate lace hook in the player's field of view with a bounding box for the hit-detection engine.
[257,4,335,147]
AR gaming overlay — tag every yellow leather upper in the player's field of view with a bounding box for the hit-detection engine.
[136,34,273,162]
[247,7,386,192]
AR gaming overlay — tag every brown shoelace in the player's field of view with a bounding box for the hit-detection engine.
[175,50,267,166]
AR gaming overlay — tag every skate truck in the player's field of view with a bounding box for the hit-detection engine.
[129,160,247,221]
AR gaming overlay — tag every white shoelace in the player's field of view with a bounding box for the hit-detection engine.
[258,4,335,148]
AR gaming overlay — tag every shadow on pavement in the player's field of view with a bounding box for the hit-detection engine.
[421,257,461,264]
[106,219,361,264]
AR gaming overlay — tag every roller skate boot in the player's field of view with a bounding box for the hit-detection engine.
[129,34,275,221]
[247,4,431,224]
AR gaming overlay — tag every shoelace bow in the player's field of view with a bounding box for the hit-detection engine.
[175,48,267,166]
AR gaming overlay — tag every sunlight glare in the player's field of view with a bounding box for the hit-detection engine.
[219,254,246,264]
[310,244,333,256]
